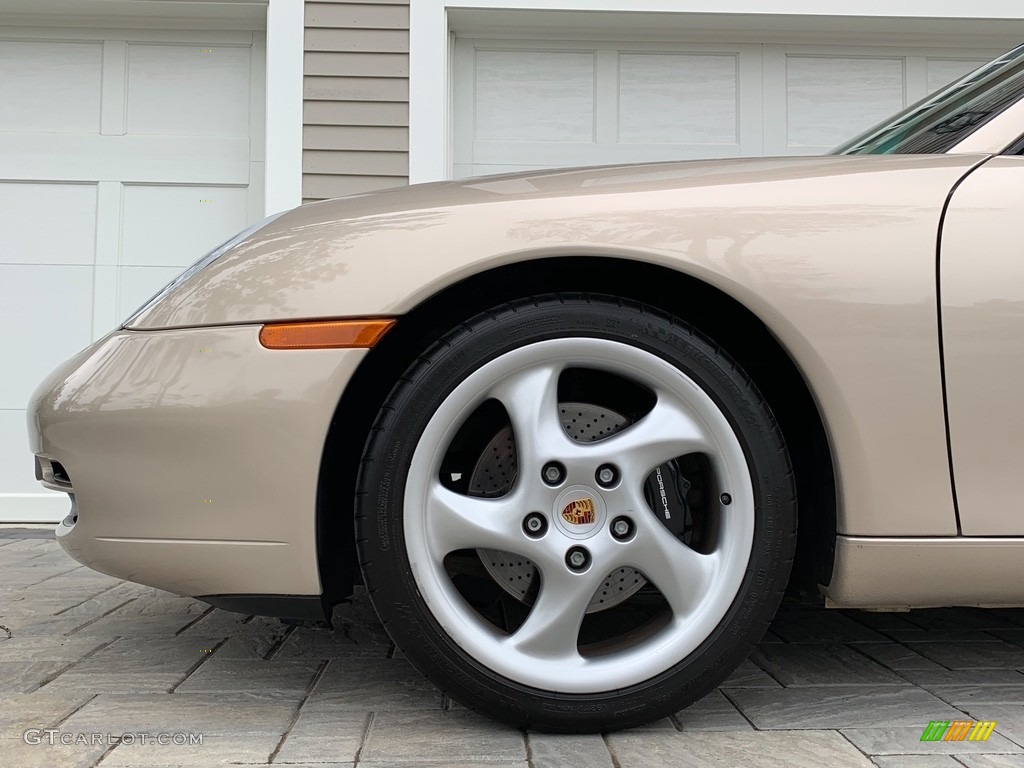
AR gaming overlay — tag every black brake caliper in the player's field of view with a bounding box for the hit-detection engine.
[643,459,695,545]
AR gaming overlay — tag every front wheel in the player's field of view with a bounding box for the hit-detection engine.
[355,295,795,732]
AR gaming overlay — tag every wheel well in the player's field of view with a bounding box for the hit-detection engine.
[317,257,837,609]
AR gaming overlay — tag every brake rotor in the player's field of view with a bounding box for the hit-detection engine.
[473,402,647,613]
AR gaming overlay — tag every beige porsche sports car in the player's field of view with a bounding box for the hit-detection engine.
[27,45,1024,731]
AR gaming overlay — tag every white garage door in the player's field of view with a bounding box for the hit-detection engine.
[1,27,265,522]
[453,39,1002,177]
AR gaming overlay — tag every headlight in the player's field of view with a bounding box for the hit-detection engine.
[123,211,287,327]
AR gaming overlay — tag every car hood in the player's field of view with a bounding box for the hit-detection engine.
[126,154,986,330]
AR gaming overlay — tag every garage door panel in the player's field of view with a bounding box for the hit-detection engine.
[116,266,185,322]
[927,58,989,94]
[92,265,121,340]
[785,55,905,152]
[471,140,741,167]
[0,26,264,523]
[458,40,754,174]
[454,163,541,178]
[0,412,54,494]
[126,43,251,137]
[0,182,97,265]
[1,135,251,184]
[474,50,595,142]
[457,39,1003,172]
[121,185,249,268]
[618,53,738,145]
[0,265,93,410]
[0,40,102,133]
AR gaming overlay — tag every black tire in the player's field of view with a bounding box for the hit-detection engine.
[355,294,795,732]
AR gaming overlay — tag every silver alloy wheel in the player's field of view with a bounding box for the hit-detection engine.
[403,337,754,694]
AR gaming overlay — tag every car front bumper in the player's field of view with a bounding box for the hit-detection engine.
[27,325,367,599]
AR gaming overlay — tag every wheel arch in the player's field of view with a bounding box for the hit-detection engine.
[316,256,837,610]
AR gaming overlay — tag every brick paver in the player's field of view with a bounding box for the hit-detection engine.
[3,527,1024,767]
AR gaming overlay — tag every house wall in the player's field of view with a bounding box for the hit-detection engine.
[302,0,410,202]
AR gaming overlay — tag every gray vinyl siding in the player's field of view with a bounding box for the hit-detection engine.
[302,0,410,202]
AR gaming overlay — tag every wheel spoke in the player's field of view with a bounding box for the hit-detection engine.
[631,520,715,618]
[425,483,526,555]
[506,566,601,659]
[589,393,712,478]
[489,363,566,470]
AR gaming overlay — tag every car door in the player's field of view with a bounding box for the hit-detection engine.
[940,154,1024,534]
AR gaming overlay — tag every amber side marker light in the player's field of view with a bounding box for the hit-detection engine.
[259,319,395,350]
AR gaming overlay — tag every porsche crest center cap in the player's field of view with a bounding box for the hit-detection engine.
[562,497,596,526]
[553,485,607,540]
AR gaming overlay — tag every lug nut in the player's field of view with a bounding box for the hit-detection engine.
[542,462,566,486]
[595,464,619,488]
[523,512,547,538]
[720,493,732,506]
[611,516,634,541]
[565,546,590,571]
